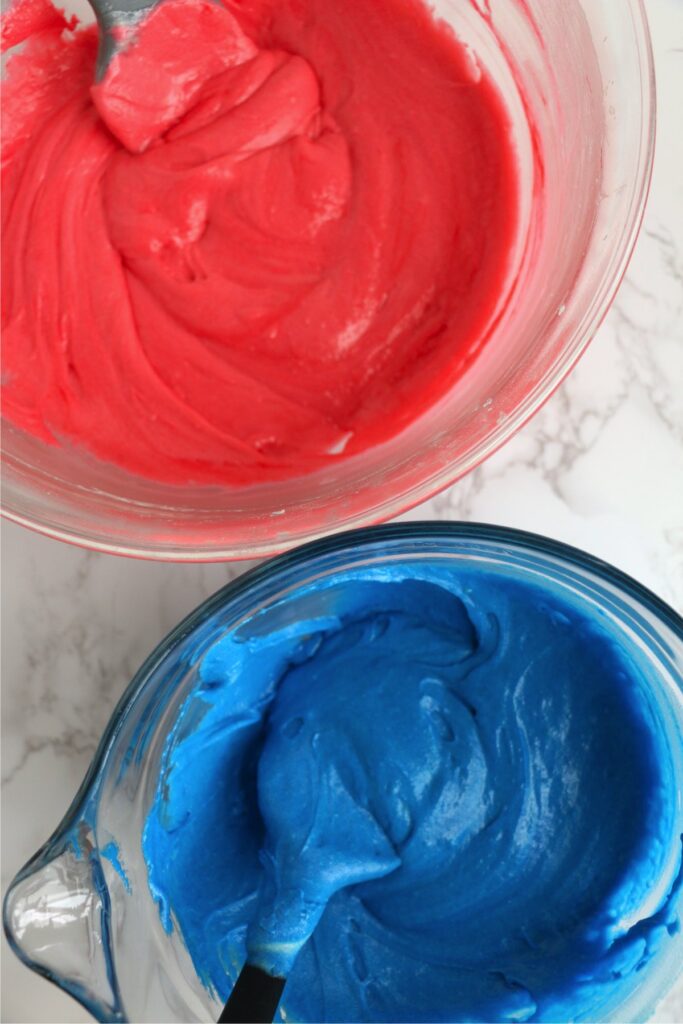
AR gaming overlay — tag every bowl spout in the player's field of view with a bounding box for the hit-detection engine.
[3,832,125,1023]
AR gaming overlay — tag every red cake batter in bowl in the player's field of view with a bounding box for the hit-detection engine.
[3,0,519,485]
[0,0,654,558]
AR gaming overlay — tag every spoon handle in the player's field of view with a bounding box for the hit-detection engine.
[218,964,286,1024]
[89,0,158,29]
[87,0,159,76]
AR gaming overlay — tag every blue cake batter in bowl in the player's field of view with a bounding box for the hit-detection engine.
[5,525,683,1023]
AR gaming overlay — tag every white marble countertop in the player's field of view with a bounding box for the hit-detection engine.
[2,2,682,1021]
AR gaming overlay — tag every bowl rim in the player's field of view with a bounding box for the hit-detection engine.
[4,520,683,1020]
[0,0,657,560]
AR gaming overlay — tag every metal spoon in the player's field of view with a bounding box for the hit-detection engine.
[88,0,159,77]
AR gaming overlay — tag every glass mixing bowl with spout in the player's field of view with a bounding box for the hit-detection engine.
[4,524,683,1023]
[1,0,655,560]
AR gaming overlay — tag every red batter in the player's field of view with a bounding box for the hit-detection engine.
[1,0,519,485]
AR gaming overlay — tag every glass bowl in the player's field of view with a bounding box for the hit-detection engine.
[1,0,655,560]
[4,522,683,1023]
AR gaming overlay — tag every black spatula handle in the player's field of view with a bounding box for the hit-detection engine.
[218,964,286,1023]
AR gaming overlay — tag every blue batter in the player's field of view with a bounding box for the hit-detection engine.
[143,564,683,1022]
